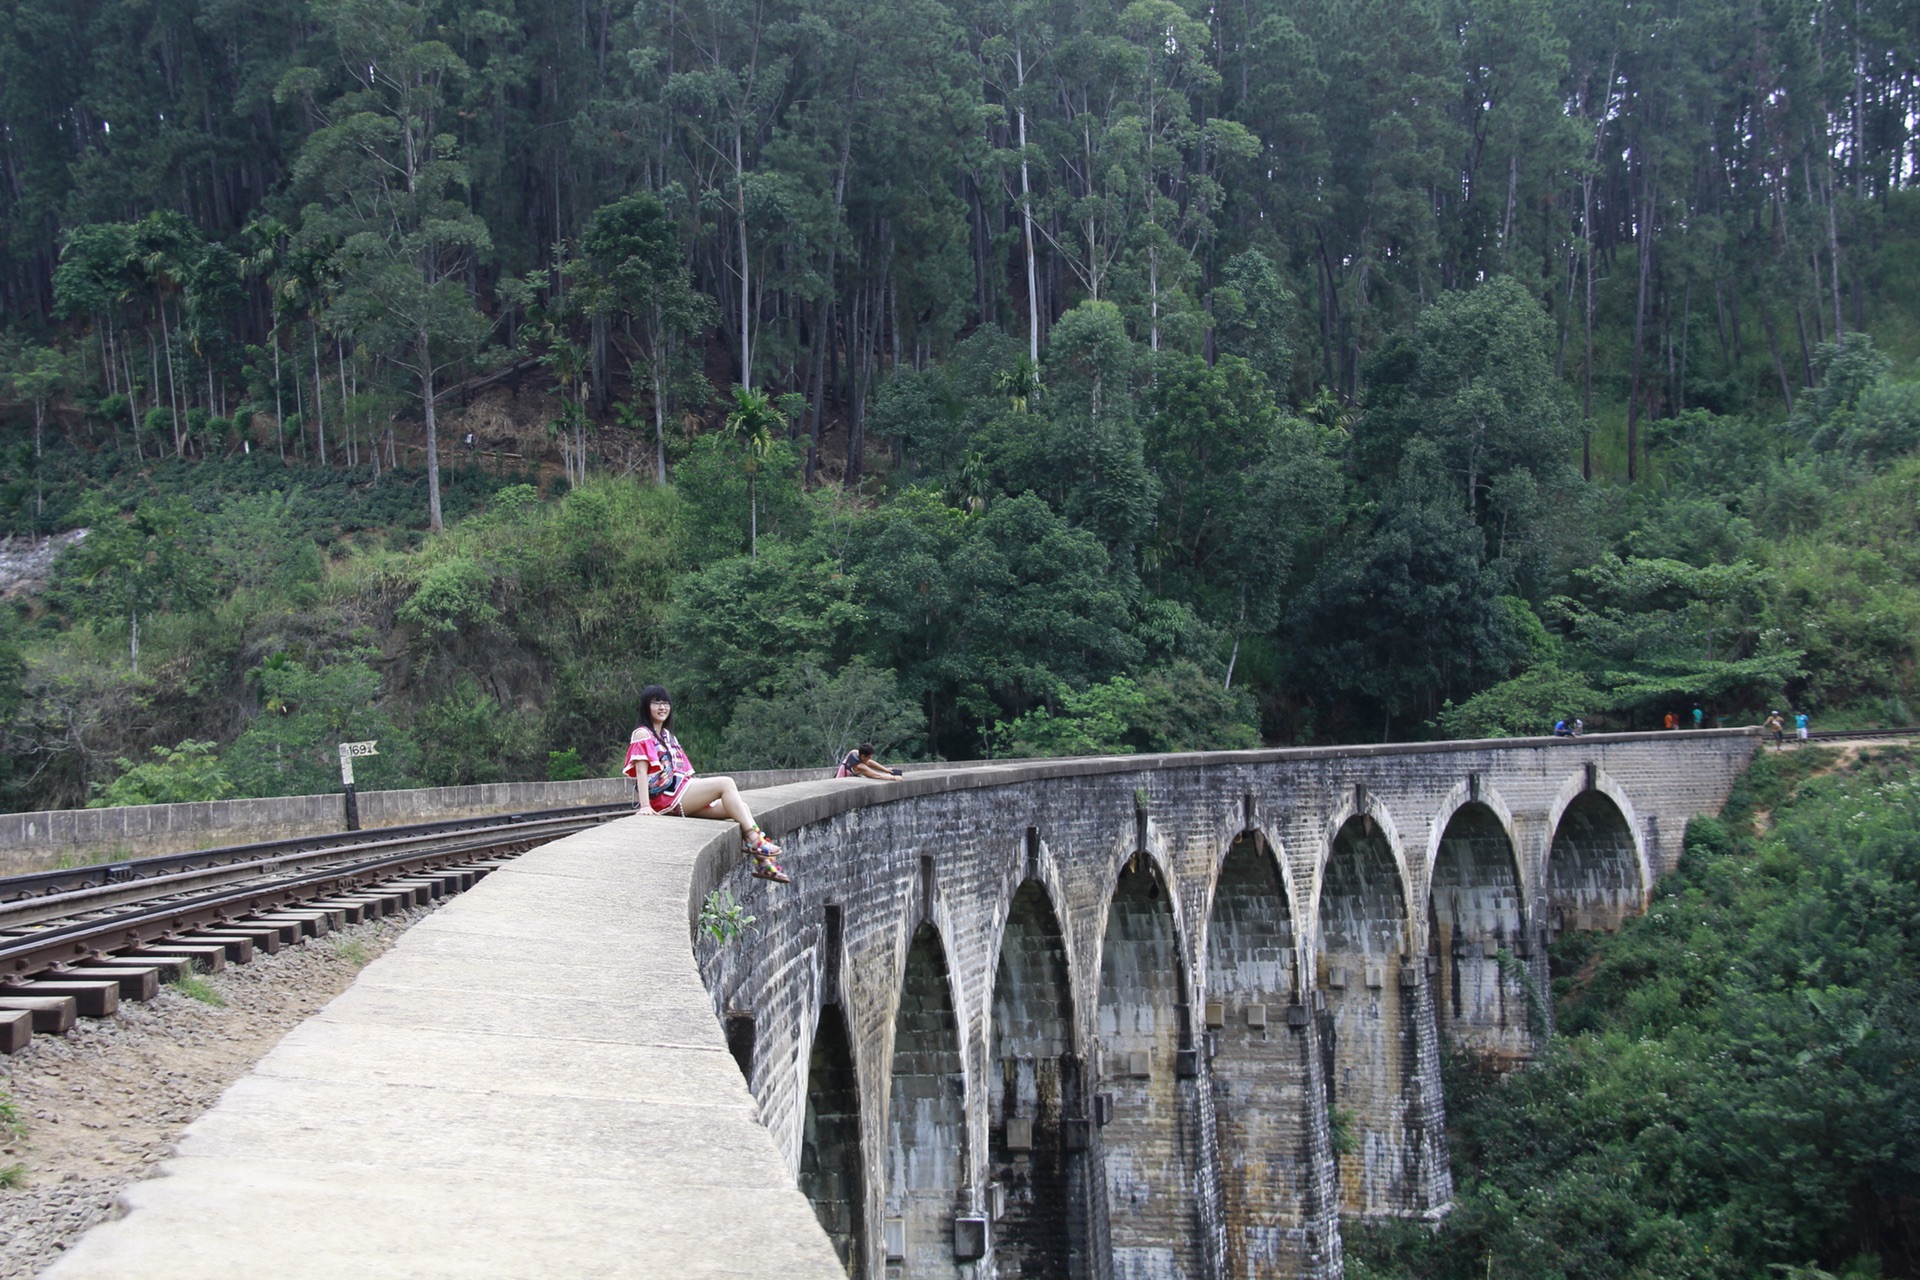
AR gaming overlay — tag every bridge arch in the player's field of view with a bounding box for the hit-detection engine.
[986,875,1085,1279]
[1308,787,1418,955]
[1544,768,1651,937]
[1313,803,1449,1218]
[1425,794,1533,1065]
[1421,780,1524,903]
[883,920,970,1278]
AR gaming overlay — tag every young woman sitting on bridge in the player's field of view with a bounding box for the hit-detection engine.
[625,685,790,884]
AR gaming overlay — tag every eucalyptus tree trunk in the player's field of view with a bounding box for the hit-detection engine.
[421,329,443,534]
[1015,46,1039,365]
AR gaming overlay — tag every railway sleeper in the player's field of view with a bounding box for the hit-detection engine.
[129,943,227,973]
[315,895,398,919]
[8,980,118,1018]
[52,965,160,1002]
[95,954,188,982]
[196,926,281,956]
[179,934,255,964]
[0,995,76,1035]
[0,845,517,1051]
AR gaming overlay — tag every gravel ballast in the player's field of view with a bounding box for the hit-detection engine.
[0,911,422,1278]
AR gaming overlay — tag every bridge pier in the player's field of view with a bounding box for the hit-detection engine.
[1095,856,1206,1280]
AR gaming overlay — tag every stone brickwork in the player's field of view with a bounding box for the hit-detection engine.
[803,1004,867,1274]
[990,883,1082,1280]
[696,729,1759,1280]
[1098,860,1206,1280]
[1429,804,1531,1065]
[1205,837,1337,1278]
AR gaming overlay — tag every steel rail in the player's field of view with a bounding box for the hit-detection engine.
[0,800,636,901]
[0,812,616,935]
[1803,726,1920,741]
[0,821,591,982]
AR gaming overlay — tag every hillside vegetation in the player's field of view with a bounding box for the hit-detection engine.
[0,0,1918,809]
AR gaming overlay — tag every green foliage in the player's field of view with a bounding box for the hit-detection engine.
[698,887,756,947]
[1352,749,1920,1278]
[226,654,413,797]
[408,677,536,787]
[995,663,1259,757]
[397,554,500,634]
[50,496,213,671]
[169,974,226,1006]
[545,748,589,781]
[89,740,232,807]
[1436,665,1605,739]
[720,658,922,770]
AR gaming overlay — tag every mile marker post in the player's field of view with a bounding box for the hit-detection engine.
[338,740,379,831]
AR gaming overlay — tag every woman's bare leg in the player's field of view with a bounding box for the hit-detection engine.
[675,776,758,834]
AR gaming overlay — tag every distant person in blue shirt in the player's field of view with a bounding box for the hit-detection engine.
[1692,705,1704,730]
[1795,711,1810,741]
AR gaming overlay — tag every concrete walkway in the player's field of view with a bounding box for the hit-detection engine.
[42,814,844,1280]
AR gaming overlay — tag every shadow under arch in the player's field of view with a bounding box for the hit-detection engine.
[1097,853,1205,1277]
[1315,814,1449,1219]
[990,880,1087,1279]
[1429,802,1534,1066]
[886,922,967,1279]
[801,1002,865,1277]
[1205,830,1332,1277]
[1547,789,1644,941]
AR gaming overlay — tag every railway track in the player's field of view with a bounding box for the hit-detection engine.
[0,803,630,1054]
[1803,725,1920,742]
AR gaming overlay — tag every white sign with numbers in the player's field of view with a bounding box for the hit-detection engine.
[338,740,379,785]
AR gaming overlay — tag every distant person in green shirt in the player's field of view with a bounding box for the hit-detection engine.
[1692,706,1704,730]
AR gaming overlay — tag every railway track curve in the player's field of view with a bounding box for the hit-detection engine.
[0,803,630,1053]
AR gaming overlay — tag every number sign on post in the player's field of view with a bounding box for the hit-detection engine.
[337,741,378,832]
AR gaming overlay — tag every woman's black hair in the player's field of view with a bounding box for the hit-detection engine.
[637,684,675,736]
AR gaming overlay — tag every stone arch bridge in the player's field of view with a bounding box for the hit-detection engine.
[697,730,1758,1280]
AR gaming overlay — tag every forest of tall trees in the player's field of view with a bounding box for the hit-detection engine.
[1,0,1919,783]
[0,0,1914,473]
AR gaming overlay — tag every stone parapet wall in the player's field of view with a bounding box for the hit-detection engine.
[0,762,939,875]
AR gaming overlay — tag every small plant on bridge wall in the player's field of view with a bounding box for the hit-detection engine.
[1493,947,1551,1042]
[1328,1104,1357,1156]
[700,888,757,946]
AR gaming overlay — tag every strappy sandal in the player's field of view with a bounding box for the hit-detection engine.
[745,828,791,884]
[750,851,792,883]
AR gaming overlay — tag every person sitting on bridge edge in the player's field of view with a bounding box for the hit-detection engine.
[837,742,904,780]
[625,684,791,884]
[1553,718,1572,737]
